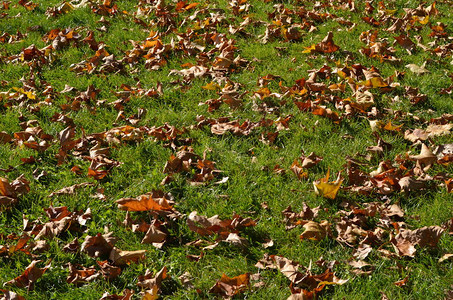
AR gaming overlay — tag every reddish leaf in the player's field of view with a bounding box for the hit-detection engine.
[4,260,50,290]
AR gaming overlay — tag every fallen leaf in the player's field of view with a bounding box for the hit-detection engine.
[97,260,122,279]
[99,289,134,300]
[48,182,94,197]
[406,63,429,75]
[300,221,329,241]
[116,193,173,212]
[209,273,250,298]
[81,232,117,258]
[137,267,168,296]
[0,289,26,300]
[409,143,437,171]
[392,226,444,257]
[109,248,146,265]
[4,260,50,290]
[66,263,100,285]
[313,170,343,199]
[303,32,340,54]
[394,276,409,287]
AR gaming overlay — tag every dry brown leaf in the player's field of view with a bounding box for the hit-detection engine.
[0,289,26,300]
[4,260,50,290]
[81,232,117,258]
[141,225,167,248]
[99,289,134,300]
[392,226,444,257]
[48,182,95,197]
[300,221,329,241]
[209,273,250,298]
[178,272,194,289]
[97,260,122,279]
[409,144,437,171]
[394,276,409,287]
[137,267,168,293]
[66,263,100,285]
[303,32,340,54]
[109,248,146,266]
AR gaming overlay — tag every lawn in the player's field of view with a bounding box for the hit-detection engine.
[0,0,452,299]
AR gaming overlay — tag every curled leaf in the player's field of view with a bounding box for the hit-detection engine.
[313,170,343,199]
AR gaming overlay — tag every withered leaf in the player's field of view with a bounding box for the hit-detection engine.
[63,238,80,253]
[303,32,340,54]
[66,263,100,285]
[209,273,250,298]
[394,276,409,287]
[109,248,146,266]
[141,224,167,248]
[116,193,173,212]
[48,182,95,197]
[137,267,168,294]
[0,290,26,300]
[81,232,117,258]
[392,226,444,257]
[99,290,134,300]
[97,260,122,279]
[409,143,437,171]
[300,221,329,241]
[4,260,50,291]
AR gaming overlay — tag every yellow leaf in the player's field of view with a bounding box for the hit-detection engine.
[302,44,316,53]
[358,77,388,88]
[313,169,343,199]
[416,15,429,25]
[202,82,221,91]
[12,87,36,100]
[142,285,158,300]
[383,121,402,132]
[59,2,74,14]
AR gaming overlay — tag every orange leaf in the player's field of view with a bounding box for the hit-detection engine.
[116,195,173,212]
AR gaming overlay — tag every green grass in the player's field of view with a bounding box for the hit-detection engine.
[0,0,452,299]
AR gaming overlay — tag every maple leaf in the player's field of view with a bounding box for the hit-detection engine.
[81,232,117,258]
[0,175,30,209]
[299,152,323,169]
[209,273,250,298]
[137,267,168,298]
[109,248,146,266]
[141,224,167,248]
[0,132,12,144]
[392,226,444,257]
[300,220,330,241]
[66,263,100,285]
[313,170,343,199]
[0,290,26,300]
[99,289,134,300]
[303,32,340,54]
[4,260,50,291]
[406,62,429,75]
[409,143,437,171]
[0,177,15,198]
[282,204,320,230]
[48,182,95,197]
[116,193,173,212]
